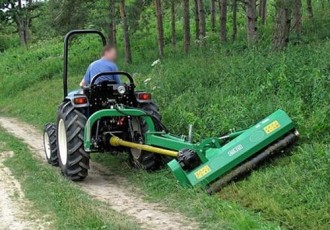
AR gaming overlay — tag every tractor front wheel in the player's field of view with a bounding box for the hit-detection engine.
[43,123,59,166]
[57,102,89,181]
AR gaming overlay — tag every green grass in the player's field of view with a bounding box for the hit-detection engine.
[0,29,329,229]
[220,143,330,229]
[91,142,330,229]
[0,129,138,230]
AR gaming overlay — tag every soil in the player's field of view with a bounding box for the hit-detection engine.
[0,151,48,230]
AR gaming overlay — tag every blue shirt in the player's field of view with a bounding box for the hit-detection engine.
[83,59,120,85]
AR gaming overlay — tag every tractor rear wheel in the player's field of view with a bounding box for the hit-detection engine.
[57,102,89,181]
[128,102,164,171]
[43,123,59,166]
[141,102,161,121]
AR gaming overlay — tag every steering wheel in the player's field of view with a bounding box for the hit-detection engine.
[99,80,118,86]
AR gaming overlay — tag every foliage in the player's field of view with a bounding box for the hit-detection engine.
[0,32,329,228]
[46,0,91,35]
[0,0,42,45]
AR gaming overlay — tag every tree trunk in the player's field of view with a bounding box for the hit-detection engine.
[210,0,216,32]
[246,0,258,45]
[113,19,117,46]
[24,19,30,45]
[259,0,267,25]
[197,0,206,46]
[155,0,165,58]
[183,0,191,53]
[10,0,36,46]
[194,0,200,40]
[18,22,26,46]
[273,2,292,50]
[306,0,313,18]
[16,0,27,46]
[108,0,117,46]
[170,0,176,46]
[119,0,132,63]
[292,0,302,36]
[24,0,33,45]
[232,0,237,41]
[219,0,227,43]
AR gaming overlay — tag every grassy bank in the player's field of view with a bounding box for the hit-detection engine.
[0,36,329,229]
[93,154,283,229]
[0,129,138,230]
[92,141,330,230]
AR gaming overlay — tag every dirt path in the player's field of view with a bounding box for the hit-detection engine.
[0,117,198,230]
[0,151,47,230]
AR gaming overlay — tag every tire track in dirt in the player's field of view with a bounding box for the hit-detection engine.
[0,117,199,230]
[0,151,48,230]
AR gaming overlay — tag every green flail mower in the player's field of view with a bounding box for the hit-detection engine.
[43,30,299,194]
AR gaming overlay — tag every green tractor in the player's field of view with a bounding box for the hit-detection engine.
[43,30,299,194]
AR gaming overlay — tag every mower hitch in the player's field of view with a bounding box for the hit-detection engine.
[109,136,178,157]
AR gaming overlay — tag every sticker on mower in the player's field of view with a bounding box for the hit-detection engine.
[228,144,243,156]
[264,120,281,134]
[194,165,212,179]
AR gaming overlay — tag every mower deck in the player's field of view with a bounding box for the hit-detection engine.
[96,109,299,191]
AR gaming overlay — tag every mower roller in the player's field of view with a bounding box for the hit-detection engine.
[43,30,299,194]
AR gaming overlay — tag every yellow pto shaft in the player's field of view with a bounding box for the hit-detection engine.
[110,136,178,157]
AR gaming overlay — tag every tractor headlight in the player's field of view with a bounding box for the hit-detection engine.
[117,85,126,94]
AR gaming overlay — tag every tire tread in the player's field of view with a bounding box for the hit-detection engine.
[57,102,89,181]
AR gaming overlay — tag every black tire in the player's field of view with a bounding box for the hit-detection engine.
[56,102,89,181]
[128,102,166,171]
[141,103,161,123]
[43,123,59,166]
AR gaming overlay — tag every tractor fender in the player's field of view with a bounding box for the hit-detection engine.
[64,89,90,109]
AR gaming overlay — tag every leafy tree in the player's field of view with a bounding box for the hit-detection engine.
[47,0,89,34]
[0,0,40,45]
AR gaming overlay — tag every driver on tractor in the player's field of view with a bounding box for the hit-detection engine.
[80,45,120,87]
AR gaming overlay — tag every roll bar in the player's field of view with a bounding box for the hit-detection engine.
[63,30,107,98]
